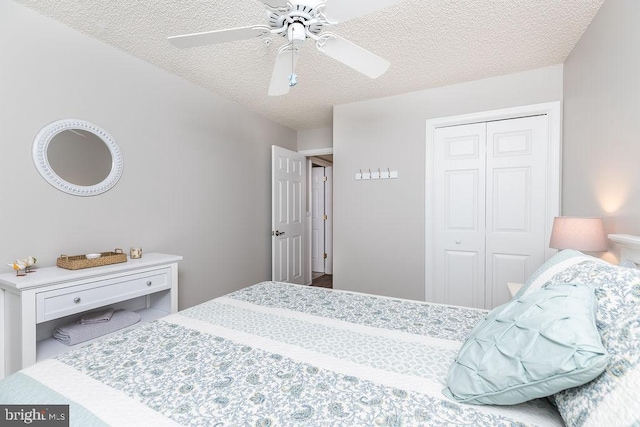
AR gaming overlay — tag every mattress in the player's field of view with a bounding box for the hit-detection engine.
[0,282,563,426]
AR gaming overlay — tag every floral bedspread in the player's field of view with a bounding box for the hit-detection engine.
[0,282,563,426]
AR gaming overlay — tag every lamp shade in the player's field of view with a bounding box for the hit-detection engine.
[549,217,608,252]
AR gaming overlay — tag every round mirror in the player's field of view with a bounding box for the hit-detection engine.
[32,119,123,196]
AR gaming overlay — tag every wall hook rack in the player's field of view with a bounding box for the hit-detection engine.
[355,168,398,180]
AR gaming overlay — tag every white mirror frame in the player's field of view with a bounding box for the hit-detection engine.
[32,119,123,197]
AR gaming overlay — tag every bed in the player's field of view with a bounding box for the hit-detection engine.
[1,236,639,426]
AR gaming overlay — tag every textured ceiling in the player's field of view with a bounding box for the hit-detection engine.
[15,0,603,130]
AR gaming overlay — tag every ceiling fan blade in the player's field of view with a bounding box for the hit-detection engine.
[256,0,290,8]
[323,0,405,23]
[318,35,390,79]
[269,45,299,96]
[168,25,270,48]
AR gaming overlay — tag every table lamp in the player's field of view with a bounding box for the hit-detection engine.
[549,217,608,252]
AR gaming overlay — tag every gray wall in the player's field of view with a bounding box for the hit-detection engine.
[563,0,640,238]
[333,65,563,300]
[297,127,333,151]
[0,1,297,309]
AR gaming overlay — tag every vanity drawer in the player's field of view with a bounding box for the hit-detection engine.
[36,268,171,323]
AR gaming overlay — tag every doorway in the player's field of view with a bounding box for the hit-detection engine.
[300,148,333,287]
[310,160,332,284]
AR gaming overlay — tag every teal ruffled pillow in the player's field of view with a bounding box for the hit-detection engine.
[443,283,608,405]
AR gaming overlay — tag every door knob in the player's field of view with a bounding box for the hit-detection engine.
[274,230,285,236]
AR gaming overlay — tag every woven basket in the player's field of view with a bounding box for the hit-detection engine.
[57,248,127,270]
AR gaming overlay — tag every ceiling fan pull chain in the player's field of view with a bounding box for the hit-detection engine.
[288,44,298,87]
[288,73,298,87]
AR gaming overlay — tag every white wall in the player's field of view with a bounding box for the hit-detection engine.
[0,1,297,309]
[333,65,563,300]
[563,0,640,239]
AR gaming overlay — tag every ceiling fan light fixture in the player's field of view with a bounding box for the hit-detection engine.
[287,22,307,45]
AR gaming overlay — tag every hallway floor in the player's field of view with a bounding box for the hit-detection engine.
[311,274,332,289]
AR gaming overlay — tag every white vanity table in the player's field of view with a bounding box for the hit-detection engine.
[0,253,181,379]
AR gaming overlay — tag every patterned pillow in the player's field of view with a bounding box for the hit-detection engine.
[443,283,609,405]
[547,261,640,427]
[516,250,605,299]
[619,258,639,269]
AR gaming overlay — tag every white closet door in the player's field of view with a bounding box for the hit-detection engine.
[432,115,550,309]
[484,115,548,308]
[433,123,487,309]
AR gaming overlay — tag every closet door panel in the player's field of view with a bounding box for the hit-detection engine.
[444,250,481,309]
[433,123,486,308]
[490,253,529,301]
[485,115,549,308]
[492,167,530,232]
[445,170,479,230]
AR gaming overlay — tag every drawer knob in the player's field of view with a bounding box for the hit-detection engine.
[146,281,152,287]
[73,297,81,304]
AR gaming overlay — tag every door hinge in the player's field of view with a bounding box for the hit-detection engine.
[322,176,328,182]
[323,253,327,259]
[323,214,328,221]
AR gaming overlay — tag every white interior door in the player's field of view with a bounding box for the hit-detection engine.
[433,123,487,309]
[484,115,548,308]
[324,166,333,274]
[272,146,305,284]
[311,167,326,273]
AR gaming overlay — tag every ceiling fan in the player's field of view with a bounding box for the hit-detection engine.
[168,0,403,96]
